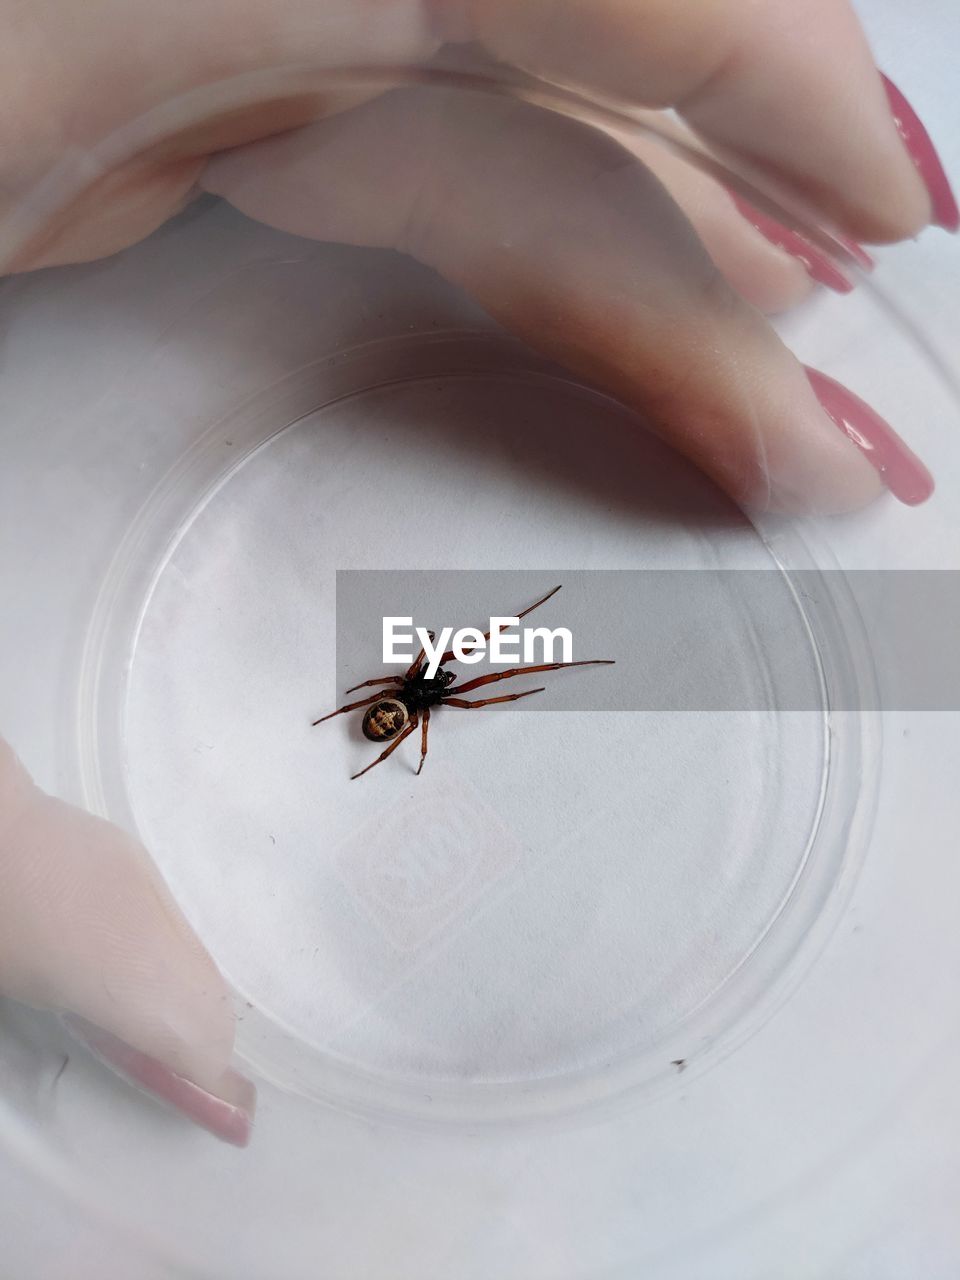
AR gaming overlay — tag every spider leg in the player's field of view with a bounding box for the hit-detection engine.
[312,688,401,726]
[436,585,562,664]
[351,714,419,780]
[416,707,430,775]
[448,659,614,696]
[344,675,404,694]
[444,687,546,708]
[405,630,436,680]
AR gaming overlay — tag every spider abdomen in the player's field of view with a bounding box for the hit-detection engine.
[361,698,410,742]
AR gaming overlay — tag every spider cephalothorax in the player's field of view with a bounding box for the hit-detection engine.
[314,586,613,780]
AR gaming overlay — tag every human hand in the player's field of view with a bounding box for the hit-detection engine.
[1,0,955,1144]
[3,0,952,511]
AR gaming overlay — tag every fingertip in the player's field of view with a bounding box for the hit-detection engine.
[1,779,241,1102]
[881,74,959,235]
[804,367,935,508]
[724,190,848,307]
[64,1016,256,1146]
[742,367,887,516]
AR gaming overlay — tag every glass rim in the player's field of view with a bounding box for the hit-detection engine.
[0,56,872,276]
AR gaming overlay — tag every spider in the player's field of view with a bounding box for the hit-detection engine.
[313,585,614,780]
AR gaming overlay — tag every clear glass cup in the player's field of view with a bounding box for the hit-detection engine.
[1,29,958,1280]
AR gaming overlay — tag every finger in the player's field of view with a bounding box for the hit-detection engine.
[0,739,253,1144]
[12,101,844,311]
[456,0,946,241]
[607,128,820,314]
[202,89,933,512]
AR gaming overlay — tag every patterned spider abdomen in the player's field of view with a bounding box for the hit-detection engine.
[361,698,410,742]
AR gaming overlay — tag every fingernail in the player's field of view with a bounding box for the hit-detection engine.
[64,1016,256,1146]
[881,74,959,233]
[729,192,858,293]
[832,235,875,272]
[805,367,934,506]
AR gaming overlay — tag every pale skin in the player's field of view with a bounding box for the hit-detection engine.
[0,0,946,1136]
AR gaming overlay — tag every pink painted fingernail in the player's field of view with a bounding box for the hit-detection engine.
[881,74,959,233]
[729,192,859,293]
[65,1016,256,1146]
[832,235,875,272]
[805,367,934,506]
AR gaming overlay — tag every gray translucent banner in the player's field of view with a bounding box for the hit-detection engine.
[334,570,960,712]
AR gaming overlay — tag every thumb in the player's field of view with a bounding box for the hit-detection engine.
[0,738,254,1145]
